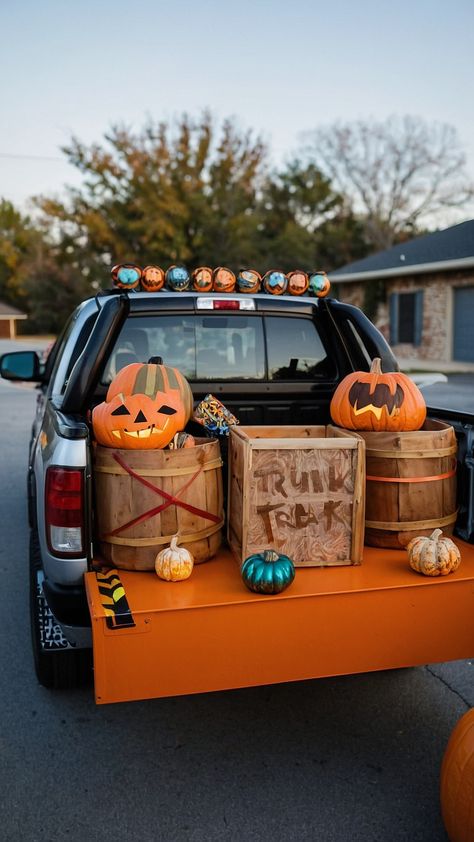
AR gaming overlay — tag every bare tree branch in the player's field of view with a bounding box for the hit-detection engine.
[302,116,474,249]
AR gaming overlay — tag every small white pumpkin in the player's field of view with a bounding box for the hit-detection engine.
[155,535,194,581]
[407,528,461,577]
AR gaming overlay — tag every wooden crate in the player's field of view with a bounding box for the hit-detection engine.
[228,425,365,567]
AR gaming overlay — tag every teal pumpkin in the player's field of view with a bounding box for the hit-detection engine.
[241,549,295,594]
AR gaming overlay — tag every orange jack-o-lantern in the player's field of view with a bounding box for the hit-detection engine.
[92,362,194,449]
[192,267,214,292]
[287,270,309,296]
[263,270,288,295]
[237,269,261,293]
[111,263,142,290]
[330,357,427,432]
[213,267,236,292]
[141,265,165,292]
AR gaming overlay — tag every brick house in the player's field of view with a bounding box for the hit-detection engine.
[329,219,474,369]
[0,301,27,339]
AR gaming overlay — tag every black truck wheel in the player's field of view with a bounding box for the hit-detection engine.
[29,531,92,690]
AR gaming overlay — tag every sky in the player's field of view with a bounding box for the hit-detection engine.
[1,0,473,213]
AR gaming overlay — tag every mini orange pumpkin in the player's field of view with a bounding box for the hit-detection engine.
[111,263,142,290]
[287,270,309,296]
[262,270,287,295]
[309,271,330,297]
[141,265,165,292]
[236,269,262,293]
[192,267,213,292]
[92,362,193,449]
[407,528,461,576]
[213,267,236,292]
[330,357,427,432]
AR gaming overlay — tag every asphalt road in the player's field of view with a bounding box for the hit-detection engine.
[0,347,473,841]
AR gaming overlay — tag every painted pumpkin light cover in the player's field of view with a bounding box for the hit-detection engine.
[192,267,214,292]
[166,265,191,291]
[213,267,236,292]
[141,265,165,292]
[263,270,288,295]
[330,357,427,432]
[287,270,309,296]
[92,362,194,449]
[241,549,295,595]
[309,271,330,297]
[111,263,142,290]
[236,269,262,294]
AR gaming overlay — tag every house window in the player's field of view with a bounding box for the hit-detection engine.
[389,291,424,346]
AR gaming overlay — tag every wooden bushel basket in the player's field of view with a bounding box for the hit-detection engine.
[93,438,224,570]
[357,419,458,549]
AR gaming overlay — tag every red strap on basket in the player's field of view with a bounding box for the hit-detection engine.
[105,451,221,538]
[367,460,456,484]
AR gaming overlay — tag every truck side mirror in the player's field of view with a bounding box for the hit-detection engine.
[0,351,43,382]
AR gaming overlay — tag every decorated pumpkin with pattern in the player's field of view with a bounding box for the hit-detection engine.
[213,267,236,292]
[166,265,191,291]
[111,263,142,290]
[141,265,165,292]
[309,271,330,298]
[236,269,262,294]
[92,362,193,449]
[262,270,288,295]
[287,270,309,296]
[192,267,214,292]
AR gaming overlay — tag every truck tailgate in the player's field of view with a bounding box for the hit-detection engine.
[85,543,474,705]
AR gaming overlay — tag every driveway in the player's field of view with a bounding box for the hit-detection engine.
[421,374,474,414]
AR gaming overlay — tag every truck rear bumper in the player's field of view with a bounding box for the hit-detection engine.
[84,542,474,705]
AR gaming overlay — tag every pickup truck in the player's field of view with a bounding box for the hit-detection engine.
[1,288,474,704]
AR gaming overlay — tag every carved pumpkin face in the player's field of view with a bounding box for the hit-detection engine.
[92,362,193,449]
[141,265,164,292]
[263,270,288,295]
[213,267,236,292]
[330,358,427,432]
[309,271,330,297]
[111,263,142,290]
[192,267,213,292]
[237,269,261,293]
[287,270,309,296]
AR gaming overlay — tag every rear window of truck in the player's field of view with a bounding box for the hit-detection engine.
[100,314,337,383]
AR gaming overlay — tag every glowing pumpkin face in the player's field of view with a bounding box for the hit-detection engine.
[213,267,236,292]
[141,265,164,292]
[192,267,213,292]
[92,362,193,449]
[287,270,309,296]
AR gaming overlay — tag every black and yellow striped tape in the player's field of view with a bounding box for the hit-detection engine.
[96,569,136,630]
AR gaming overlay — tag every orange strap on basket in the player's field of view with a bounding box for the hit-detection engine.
[367,459,456,484]
[105,451,221,538]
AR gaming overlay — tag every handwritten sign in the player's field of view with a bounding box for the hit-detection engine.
[246,448,355,566]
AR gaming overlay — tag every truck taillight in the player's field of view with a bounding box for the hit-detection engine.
[45,467,85,556]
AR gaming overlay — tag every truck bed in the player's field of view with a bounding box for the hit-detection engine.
[85,540,474,704]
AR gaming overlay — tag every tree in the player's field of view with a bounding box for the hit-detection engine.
[303,116,474,250]
[36,113,269,281]
[0,200,41,309]
[258,160,369,271]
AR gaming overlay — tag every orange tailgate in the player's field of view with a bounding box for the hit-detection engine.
[85,542,474,705]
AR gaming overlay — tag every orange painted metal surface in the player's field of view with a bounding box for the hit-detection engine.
[85,541,474,705]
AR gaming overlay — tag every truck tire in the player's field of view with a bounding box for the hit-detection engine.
[29,531,92,690]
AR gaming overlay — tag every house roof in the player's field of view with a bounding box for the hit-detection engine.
[330,219,474,282]
[0,300,27,318]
